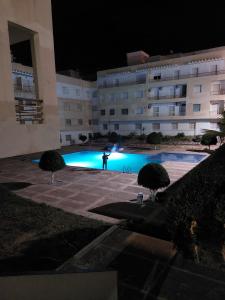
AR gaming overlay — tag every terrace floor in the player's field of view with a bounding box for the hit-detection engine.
[0,144,210,224]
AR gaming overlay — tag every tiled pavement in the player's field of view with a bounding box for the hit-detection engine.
[0,152,205,224]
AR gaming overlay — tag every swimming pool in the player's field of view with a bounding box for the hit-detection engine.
[59,151,205,174]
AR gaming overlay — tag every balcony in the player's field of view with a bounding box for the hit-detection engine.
[149,69,225,82]
[148,94,186,101]
[15,97,43,124]
[211,89,225,95]
[98,79,146,89]
[14,84,35,93]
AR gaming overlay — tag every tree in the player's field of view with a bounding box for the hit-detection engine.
[108,131,119,143]
[138,163,170,201]
[39,150,65,184]
[79,134,87,143]
[201,133,217,149]
[203,111,225,144]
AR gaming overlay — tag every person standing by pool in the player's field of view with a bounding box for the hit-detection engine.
[102,152,110,170]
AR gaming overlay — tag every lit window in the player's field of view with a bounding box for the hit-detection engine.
[193,104,201,112]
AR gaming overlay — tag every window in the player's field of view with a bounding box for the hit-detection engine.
[15,76,23,90]
[92,91,97,98]
[92,119,99,125]
[193,85,202,93]
[64,103,70,111]
[65,119,71,126]
[169,106,175,116]
[86,90,90,98]
[153,74,161,80]
[65,134,71,141]
[136,73,146,84]
[114,78,119,87]
[136,107,144,114]
[103,124,108,130]
[109,108,115,115]
[114,124,119,130]
[76,88,80,96]
[193,104,201,112]
[62,86,69,95]
[136,90,144,98]
[135,123,142,130]
[78,119,83,125]
[152,123,160,130]
[121,92,128,99]
[100,109,106,116]
[153,106,159,117]
[189,122,196,129]
[121,108,128,115]
[77,103,82,111]
[88,120,92,125]
[172,122,178,130]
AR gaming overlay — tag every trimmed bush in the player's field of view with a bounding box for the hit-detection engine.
[79,134,87,143]
[201,133,217,149]
[39,150,65,184]
[138,163,170,201]
[108,131,119,143]
[146,132,162,144]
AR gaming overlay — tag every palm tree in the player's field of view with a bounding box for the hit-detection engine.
[203,111,225,144]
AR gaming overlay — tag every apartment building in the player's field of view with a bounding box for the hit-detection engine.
[12,63,97,146]
[56,73,96,145]
[95,47,225,136]
[0,0,60,158]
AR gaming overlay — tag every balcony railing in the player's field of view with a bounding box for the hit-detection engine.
[149,69,225,82]
[151,111,186,117]
[98,79,146,89]
[14,84,35,93]
[15,97,43,124]
[211,89,225,95]
[148,94,186,100]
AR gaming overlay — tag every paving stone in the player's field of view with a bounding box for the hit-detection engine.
[46,188,76,198]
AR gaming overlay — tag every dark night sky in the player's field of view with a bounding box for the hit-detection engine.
[11,1,225,80]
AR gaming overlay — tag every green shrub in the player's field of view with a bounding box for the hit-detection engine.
[201,133,217,149]
[146,132,162,144]
[138,163,170,201]
[175,132,185,138]
[39,150,65,184]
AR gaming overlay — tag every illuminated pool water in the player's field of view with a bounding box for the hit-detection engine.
[55,151,206,174]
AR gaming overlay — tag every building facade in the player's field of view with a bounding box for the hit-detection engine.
[11,46,225,150]
[95,47,225,136]
[0,0,60,158]
[12,64,97,146]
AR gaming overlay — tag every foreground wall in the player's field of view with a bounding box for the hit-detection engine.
[0,0,60,158]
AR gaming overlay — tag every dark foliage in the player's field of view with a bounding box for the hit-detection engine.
[166,144,225,250]
[146,132,162,144]
[201,133,217,149]
[108,131,119,143]
[79,134,87,143]
[138,163,170,190]
[39,150,65,172]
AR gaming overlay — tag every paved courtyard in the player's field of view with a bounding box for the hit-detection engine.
[0,146,207,224]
